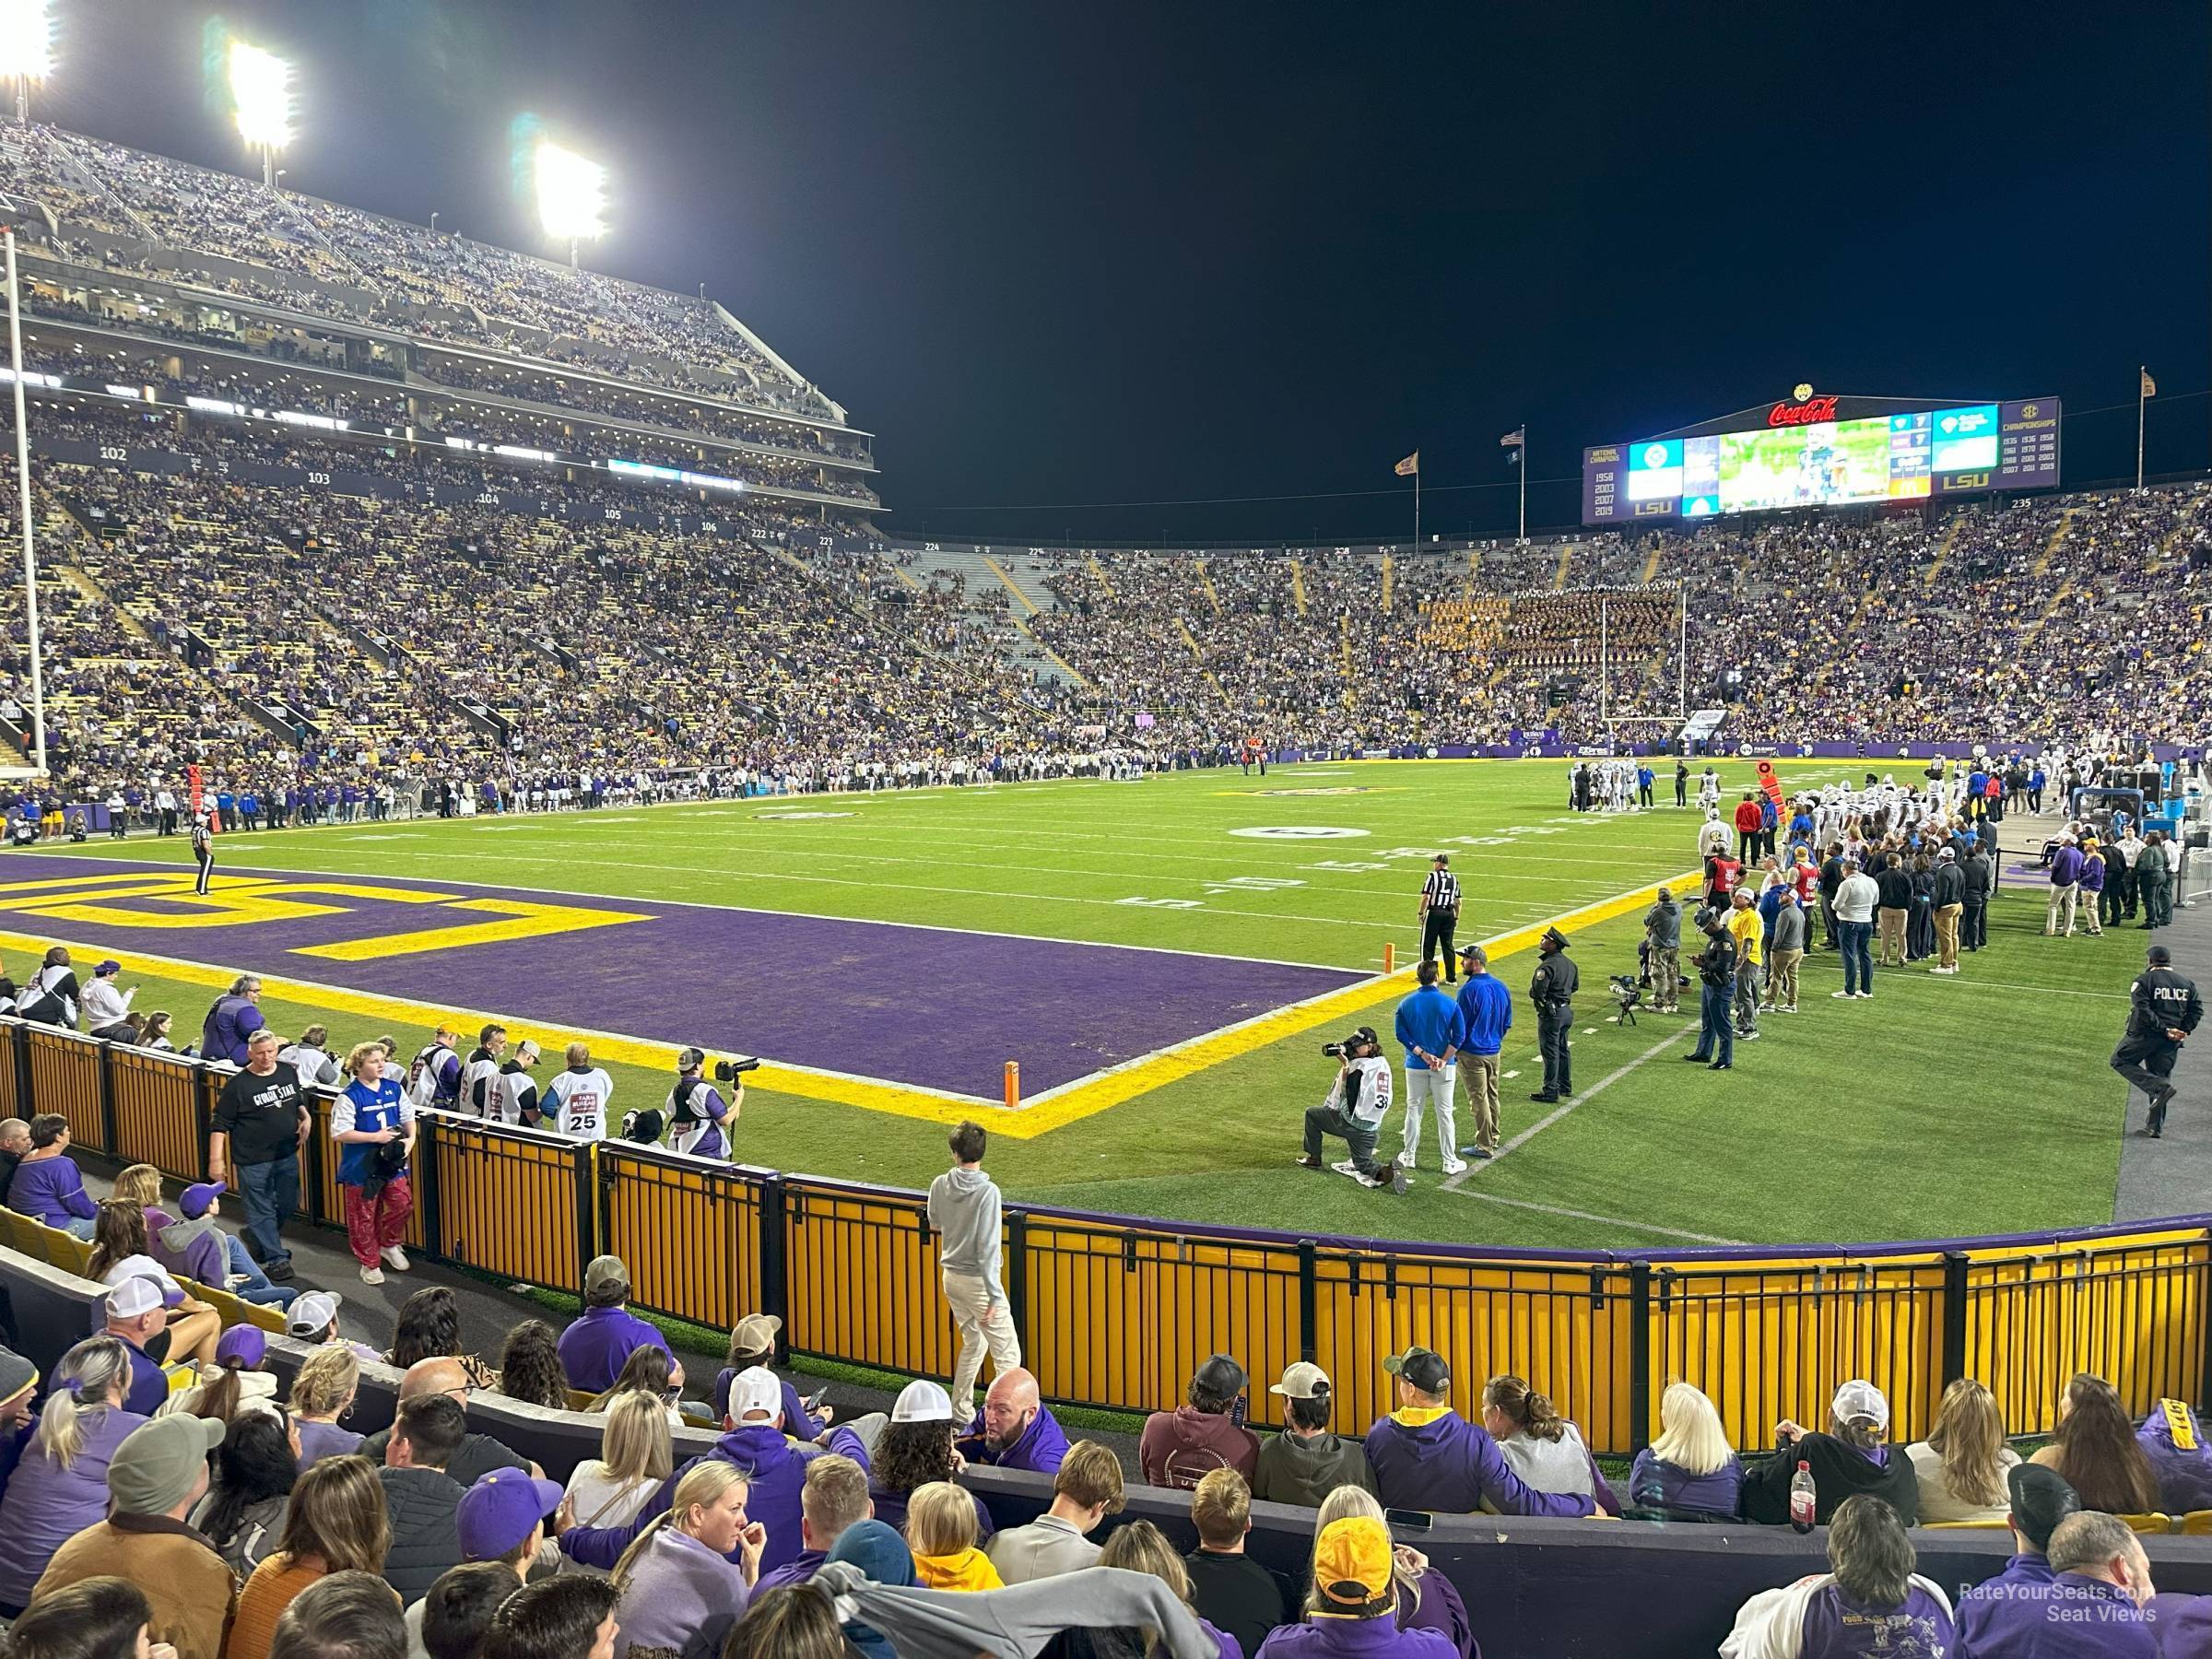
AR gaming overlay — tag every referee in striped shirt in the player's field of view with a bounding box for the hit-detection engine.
[1418,854,1462,984]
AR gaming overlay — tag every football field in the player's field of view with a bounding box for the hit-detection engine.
[0,759,2140,1250]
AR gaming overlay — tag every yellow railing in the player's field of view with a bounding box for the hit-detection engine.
[4,1018,2202,1453]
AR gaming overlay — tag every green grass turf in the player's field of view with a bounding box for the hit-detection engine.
[5,760,2141,1249]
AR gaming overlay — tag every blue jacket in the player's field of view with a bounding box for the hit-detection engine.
[1364,1408,1591,1518]
[1626,1449,1741,1521]
[1394,986,1465,1073]
[1453,975,1513,1056]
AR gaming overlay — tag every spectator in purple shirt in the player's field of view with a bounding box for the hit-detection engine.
[1950,1510,2158,1657]
[1720,1494,1953,1657]
[955,1368,1067,1475]
[1628,1381,1743,1521]
[713,1312,827,1441]
[1362,1346,1594,1518]
[6,1113,99,1240]
[752,1453,872,1594]
[0,1337,147,1615]
[556,1255,670,1395]
[1954,1465,2079,1653]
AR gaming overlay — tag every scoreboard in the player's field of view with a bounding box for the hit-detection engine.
[1582,393,2060,525]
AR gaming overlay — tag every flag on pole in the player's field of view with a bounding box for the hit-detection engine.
[1394,452,1419,477]
[2141,367,2158,397]
[1500,427,1524,447]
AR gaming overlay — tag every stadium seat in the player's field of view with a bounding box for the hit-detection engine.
[2120,1513,2175,1535]
[2183,1511,2212,1535]
[192,1278,288,1335]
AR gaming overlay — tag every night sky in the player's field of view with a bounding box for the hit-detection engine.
[41,1,2212,543]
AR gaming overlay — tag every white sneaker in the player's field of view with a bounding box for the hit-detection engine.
[1831,990,1854,999]
[1398,1155,1418,1171]
[1441,1159,1469,1176]
[1854,991,1874,999]
[381,1245,411,1271]
[359,1265,385,1286]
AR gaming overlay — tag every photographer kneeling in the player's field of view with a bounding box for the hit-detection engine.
[1295,1028,1405,1193]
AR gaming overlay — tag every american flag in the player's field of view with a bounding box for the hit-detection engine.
[2142,368,2158,397]
[1500,427,1525,447]
[1394,452,1419,477]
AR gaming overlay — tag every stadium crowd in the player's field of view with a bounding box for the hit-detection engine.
[0,1177,2201,1658]
[0,123,840,420]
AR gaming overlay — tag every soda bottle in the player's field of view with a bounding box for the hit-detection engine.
[1789,1460,1817,1534]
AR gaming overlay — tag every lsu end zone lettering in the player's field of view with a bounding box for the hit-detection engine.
[0,868,648,960]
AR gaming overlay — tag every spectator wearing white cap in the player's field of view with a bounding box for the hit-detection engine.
[857,1379,996,1541]
[557,1365,866,1579]
[80,959,136,1041]
[1252,1362,1377,1508]
[284,1291,380,1365]
[492,1040,543,1128]
[714,1313,830,1441]
[28,1413,234,1659]
[1740,1381,1920,1527]
[102,1273,197,1418]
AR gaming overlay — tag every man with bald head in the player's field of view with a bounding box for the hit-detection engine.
[361,1357,531,1487]
[955,1366,1068,1474]
[0,1117,29,1206]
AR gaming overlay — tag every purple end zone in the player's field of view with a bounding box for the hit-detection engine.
[0,855,1364,1099]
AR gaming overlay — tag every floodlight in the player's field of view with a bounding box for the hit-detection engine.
[228,40,292,156]
[535,138,606,265]
[0,0,53,123]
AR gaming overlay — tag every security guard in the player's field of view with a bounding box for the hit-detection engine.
[1528,926,1578,1102]
[2113,944,2203,1137]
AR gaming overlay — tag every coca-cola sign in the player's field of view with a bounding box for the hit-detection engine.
[1768,394,1840,427]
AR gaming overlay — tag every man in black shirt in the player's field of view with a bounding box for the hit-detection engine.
[2113,944,2203,1138]
[1817,842,1846,950]
[1686,910,1738,1072]
[209,1029,310,1278]
[1182,1469,1290,1658]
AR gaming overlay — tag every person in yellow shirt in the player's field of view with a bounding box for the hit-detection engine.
[1727,889,1764,1042]
[905,1481,1003,1591]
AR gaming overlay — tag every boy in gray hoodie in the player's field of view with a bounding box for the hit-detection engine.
[925,1120,1021,1411]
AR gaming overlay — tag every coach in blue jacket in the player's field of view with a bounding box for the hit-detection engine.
[1453,945,1512,1160]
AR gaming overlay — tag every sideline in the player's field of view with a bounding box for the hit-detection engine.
[0,859,1703,1140]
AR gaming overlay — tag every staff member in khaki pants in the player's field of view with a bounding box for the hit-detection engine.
[1451,944,1514,1162]
[1762,887,1806,1014]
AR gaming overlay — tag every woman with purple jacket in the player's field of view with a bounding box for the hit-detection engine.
[5,1114,98,1240]
[1628,1382,1744,1522]
[0,1337,149,1614]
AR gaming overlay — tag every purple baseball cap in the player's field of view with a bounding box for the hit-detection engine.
[180,1182,226,1219]
[457,1466,565,1561]
[215,1325,265,1368]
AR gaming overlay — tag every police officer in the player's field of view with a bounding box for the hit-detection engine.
[1528,926,1578,1102]
[2113,944,2203,1138]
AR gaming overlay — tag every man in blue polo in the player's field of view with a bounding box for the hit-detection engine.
[1453,944,1512,1162]
[1954,1465,2076,1653]
[1393,962,1465,1176]
[555,1254,669,1394]
[1954,1509,2157,1656]
[1363,1346,1595,1518]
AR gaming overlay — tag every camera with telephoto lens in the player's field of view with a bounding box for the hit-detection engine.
[713,1057,762,1081]
[1320,1027,1379,1058]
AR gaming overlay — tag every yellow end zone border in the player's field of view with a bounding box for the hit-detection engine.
[0,867,1697,1140]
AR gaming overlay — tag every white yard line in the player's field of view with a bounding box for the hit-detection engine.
[1437,1185,1744,1245]
[1440,1022,1697,1187]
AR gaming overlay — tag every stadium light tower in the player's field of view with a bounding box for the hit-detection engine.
[227,39,293,186]
[534,138,606,268]
[0,190,47,774]
[0,0,53,125]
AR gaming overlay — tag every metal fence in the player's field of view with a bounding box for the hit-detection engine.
[3,1017,2205,1454]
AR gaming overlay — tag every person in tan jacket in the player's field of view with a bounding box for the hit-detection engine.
[29,1413,236,1659]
